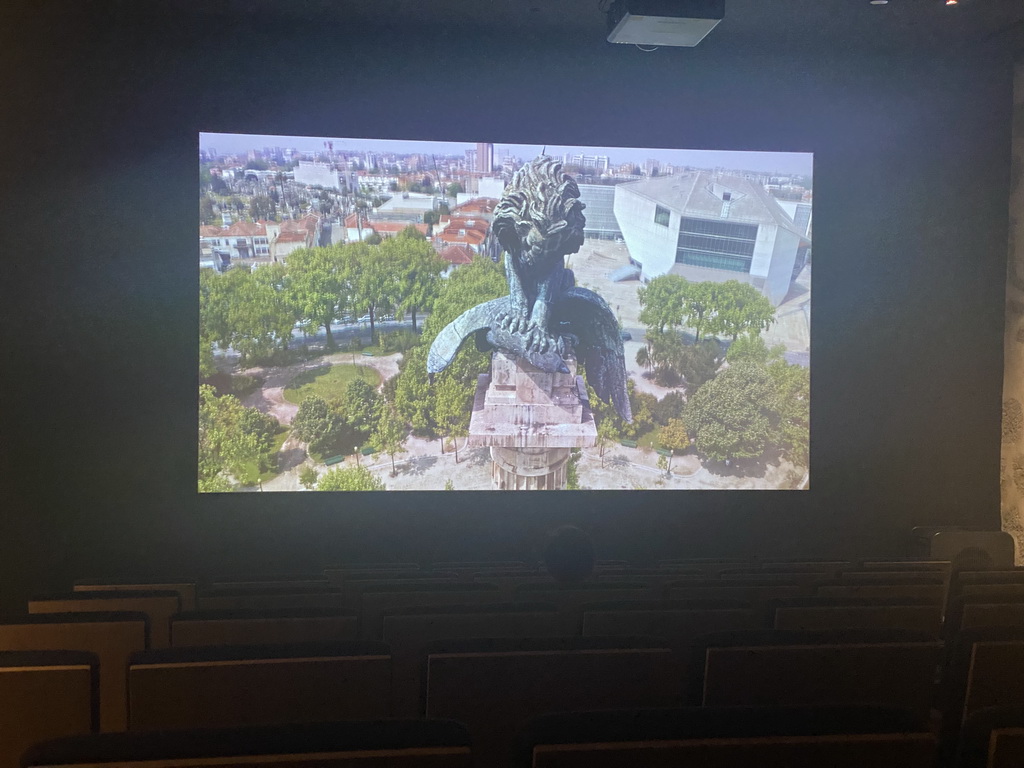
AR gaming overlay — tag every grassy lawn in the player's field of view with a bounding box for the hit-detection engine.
[237,428,290,486]
[637,428,663,451]
[283,363,381,404]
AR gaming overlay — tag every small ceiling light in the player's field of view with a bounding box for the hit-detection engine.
[946,0,958,4]
[870,0,888,4]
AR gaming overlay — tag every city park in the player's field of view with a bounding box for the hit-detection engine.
[199,227,809,492]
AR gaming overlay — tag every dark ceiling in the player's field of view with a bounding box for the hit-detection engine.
[151,0,1024,55]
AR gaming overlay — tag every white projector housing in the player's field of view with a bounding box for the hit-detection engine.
[607,0,724,47]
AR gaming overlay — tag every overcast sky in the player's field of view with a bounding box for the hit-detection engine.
[201,133,813,177]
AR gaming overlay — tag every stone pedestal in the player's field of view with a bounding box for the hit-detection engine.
[468,350,597,490]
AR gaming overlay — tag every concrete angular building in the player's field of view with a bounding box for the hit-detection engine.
[613,172,811,306]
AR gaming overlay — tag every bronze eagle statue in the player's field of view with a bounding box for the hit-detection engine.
[427,156,632,423]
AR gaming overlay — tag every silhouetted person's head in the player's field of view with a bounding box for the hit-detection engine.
[543,525,595,583]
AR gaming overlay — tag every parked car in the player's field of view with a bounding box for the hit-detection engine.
[619,330,632,341]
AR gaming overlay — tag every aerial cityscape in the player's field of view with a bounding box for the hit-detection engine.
[199,133,812,492]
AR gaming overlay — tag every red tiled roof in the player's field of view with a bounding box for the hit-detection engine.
[276,231,308,243]
[436,229,486,246]
[438,245,475,265]
[453,197,498,214]
[199,221,267,239]
[367,221,430,236]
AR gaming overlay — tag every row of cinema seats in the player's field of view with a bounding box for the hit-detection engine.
[4,559,1024,766]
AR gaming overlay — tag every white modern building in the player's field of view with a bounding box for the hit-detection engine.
[613,172,811,306]
[199,214,321,269]
[293,161,339,190]
[577,184,621,240]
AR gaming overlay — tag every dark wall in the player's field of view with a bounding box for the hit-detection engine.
[0,5,1013,609]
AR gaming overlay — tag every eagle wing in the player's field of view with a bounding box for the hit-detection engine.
[553,287,633,423]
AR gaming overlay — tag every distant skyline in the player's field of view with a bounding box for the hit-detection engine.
[201,133,813,178]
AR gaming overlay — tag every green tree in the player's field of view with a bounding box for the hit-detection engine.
[446,181,464,197]
[638,274,688,333]
[199,268,225,379]
[566,449,582,490]
[344,378,379,436]
[299,465,319,490]
[659,417,691,471]
[635,344,651,374]
[200,197,216,225]
[316,465,386,491]
[285,246,348,347]
[680,281,717,342]
[393,256,506,435]
[343,239,399,344]
[685,362,777,463]
[768,359,809,467]
[433,373,470,461]
[706,280,776,341]
[226,265,296,363]
[292,395,346,456]
[249,195,275,221]
[678,338,724,389]
[388,233,446,332]
[596,417,619,468]
[423,210,439,225]
[726,333,786,365]
[652,391,686,426]
[370,401,407,476]
[198,385,276,490]
[244,159,269,171]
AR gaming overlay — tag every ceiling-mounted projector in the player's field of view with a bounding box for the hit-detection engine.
[606,0,725,47]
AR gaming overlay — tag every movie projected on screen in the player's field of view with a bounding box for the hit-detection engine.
[199,133,811,492]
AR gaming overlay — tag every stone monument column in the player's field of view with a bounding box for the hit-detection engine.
[468,350,597,490]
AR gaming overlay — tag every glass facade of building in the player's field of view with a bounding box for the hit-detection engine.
[676,217,758,273]
[577,184,621,240]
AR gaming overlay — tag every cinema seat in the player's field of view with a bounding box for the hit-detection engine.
[28,591,180,648]
[519,706,935,768]
[341,576,461,606]
[195,585,346,612]
[657,559,749,575]
[382,603,570,716]
[720,563,846,579]
[358,583,503,640]
[837,570,948,585]
[73,579,197,611]
[206,576,330,591]
[512,582,653,623]
[424,636,683,767]
[859,560,951,573]
[0,613,147,732]
[665,578,813,603]
[0,651,96,768]
[127,641,391,731]
[22,720,472,768]
[580,599,765,652]
[961,584,1024,600]
[958,640,1024,724]
[770,596,943,635]
[816,583,947,603]
[430,561,532,572]
[692,629,942,717]
[952,598,1024,633]
[957,705,1024,768]
[170,608,358,647]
